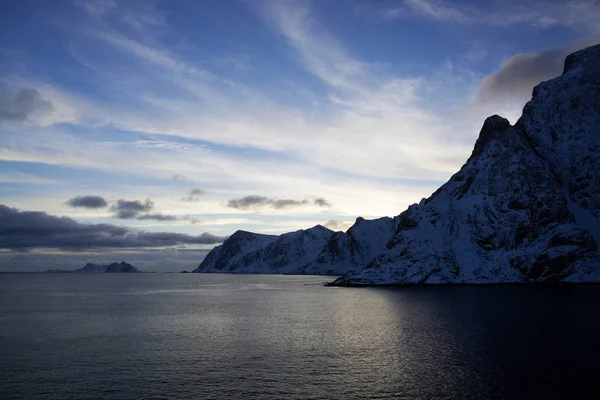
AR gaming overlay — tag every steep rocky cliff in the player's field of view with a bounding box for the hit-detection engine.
[333,44,600,285]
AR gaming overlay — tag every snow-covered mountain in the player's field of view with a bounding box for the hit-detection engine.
[193,225,335,274]
[302,217,400,275]
[192,230,279,273]
[193,44,600,283]
[332,44,600,285]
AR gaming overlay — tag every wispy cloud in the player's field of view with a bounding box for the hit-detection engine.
[226,195,332,211]
[136,213,178,221]
[324,219,352,232]
[0,171,57,185]
[180,188,205,202]
[381,0,600,33]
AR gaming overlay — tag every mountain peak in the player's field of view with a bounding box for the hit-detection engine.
[468,115,511,161]
[563,43,600,74]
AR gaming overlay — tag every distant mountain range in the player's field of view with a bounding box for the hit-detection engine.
[46,261,140,273]
[193,44,600,285]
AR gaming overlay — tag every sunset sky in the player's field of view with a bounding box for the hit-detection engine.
[1,0,599,271]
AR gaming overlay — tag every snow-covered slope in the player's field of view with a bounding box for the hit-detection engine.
[191,230,278,273]
[332,44,600,285]
[192,219,401,275]
[193,225,334,274]
[302,217,400,275]
[227,225,335,274]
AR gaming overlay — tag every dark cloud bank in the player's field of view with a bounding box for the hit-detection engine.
[0,204,226,251]
[66,195,108,209]
[479,37,600,102]
[227,195,332,210]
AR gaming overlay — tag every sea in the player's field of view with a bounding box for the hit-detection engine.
[1,273,599,399]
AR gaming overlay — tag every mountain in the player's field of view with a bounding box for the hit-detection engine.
[45,261,140,273]
[302,217,400,275]
[104,262,139,273]
[192,230,279,273]
[79,263,110,273]
[332,44,600,285]
[192,44,600,283]
[192,226,335,274]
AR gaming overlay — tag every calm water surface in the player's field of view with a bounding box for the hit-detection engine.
[1,273,599,399]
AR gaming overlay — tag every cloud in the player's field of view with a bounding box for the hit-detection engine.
[0,171,57,184]
[314,198,331,207]
[180,188,205,202]
[478,37,600,103]
[0,86,54,122]
[182,215,201,224]
[387,0,468,22]
[136,213,178,221]
[66,195,108,209]
[324,219,353,232]
[109,198,182,221]
[111,198,153,219]
[0,204,226,251]
[227,195,319,210]
[381,0,600,33]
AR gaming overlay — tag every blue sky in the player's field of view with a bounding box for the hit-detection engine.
[1,0,599,271]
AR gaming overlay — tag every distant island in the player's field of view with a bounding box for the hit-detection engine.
[46,261,141,273]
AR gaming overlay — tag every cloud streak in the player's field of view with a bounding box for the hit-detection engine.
[0,204,226,250]
[382,0,600,33]
[136,213,178,221]
[66,195,108,209]
[226,195,331,210]
[180,188,205,202]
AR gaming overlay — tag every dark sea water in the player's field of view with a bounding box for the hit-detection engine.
[1,274,599,399]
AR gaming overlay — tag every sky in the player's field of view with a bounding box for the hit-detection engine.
[1,0,599,271]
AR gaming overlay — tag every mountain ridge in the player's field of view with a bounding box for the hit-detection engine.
[193,44,600,285]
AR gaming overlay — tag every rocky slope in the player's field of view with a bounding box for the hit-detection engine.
[333,44,600,285]
[302,217,400,275]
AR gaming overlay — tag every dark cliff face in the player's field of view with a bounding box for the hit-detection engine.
[333,44,600,286]
[303,216,400,275]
